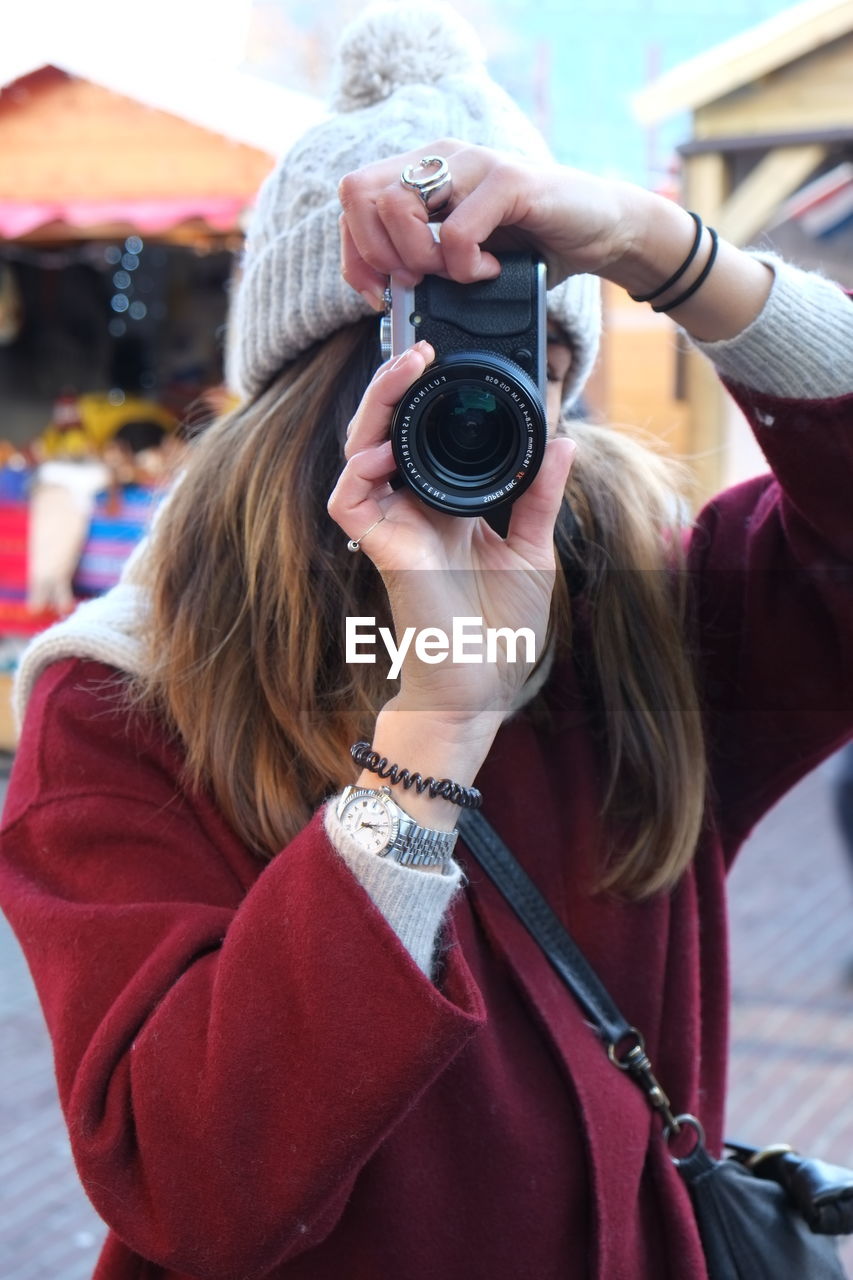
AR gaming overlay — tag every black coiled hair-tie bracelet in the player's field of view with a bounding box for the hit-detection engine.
[350,741,483,810]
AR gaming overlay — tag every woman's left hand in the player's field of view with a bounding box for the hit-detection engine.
[326,339,576,724]
[338,138,634,305]
[339,139,774,342]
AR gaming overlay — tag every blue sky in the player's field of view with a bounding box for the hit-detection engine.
[247,0,805,185]
[479,0,802,184]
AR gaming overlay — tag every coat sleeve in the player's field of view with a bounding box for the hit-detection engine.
[689,386,853,861]
[0,659,485,1280]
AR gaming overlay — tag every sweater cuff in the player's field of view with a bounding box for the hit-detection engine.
[690,253,853,400]
[323,798,463,979]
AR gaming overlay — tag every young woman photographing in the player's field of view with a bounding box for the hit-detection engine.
[2,4,852,1277]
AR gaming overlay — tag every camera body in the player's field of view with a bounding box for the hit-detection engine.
[381,252,548,535]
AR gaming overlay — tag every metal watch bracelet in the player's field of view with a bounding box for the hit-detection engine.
[336,785,458,875]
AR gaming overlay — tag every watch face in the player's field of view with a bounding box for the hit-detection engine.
[339,792,398,854]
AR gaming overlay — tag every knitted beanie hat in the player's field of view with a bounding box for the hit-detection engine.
[226,0,601,408]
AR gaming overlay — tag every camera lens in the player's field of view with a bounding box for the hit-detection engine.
[421,386,515,484]
[390,353,547,518]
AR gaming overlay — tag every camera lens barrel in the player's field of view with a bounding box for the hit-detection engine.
[390,351,547,517]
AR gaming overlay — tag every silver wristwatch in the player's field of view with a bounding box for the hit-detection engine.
[336,785,458,874]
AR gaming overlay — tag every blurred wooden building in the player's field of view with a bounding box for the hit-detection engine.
[0,56,324,243]
[633,0,853,501]
[2,66,275,245]
[0,60,324,746]
[0,59,324,443]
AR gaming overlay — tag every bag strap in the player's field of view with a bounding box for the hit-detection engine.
[457,807,685,1137]
[457,814,853,1236]
[457,808,630,1042]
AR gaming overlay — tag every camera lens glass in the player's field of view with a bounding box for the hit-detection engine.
[420,386,515,485]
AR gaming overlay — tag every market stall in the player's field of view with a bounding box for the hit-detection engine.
[0,58,323,746]
[634,0,853,500]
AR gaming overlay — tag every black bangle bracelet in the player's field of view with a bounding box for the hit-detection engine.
[651,226,719,314]
[350,741,483,809]
[629,211,703,304]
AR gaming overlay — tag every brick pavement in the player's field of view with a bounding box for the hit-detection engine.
[725,757,853,1274]
[1,755,852,1278]
[0,773,104,1280]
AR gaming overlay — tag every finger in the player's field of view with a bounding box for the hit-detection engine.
[438,166,531,281]
[505,437,577,562]
[339,188,407,290]
[340,170,441,287]
[333,440,397,502]
[340,141,472,282]
[327,440,396,541]
[376,147,509,283]
[339,216,387,309]
[373,185,446,283]
[344,342,434,460]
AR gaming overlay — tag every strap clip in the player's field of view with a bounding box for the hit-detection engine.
[607,1028,681,1134]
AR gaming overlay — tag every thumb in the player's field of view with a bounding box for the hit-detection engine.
[506,436,577,559]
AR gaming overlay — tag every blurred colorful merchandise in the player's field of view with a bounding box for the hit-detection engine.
[0,495,38,634]
[0,391,184,638]
[39,390,177,459]
[73,484,159,598]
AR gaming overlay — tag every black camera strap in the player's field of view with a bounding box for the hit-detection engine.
[457,808,686,1135]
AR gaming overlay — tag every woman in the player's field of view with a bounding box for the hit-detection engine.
[2,4,852,1278]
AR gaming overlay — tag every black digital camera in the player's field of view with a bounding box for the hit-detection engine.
[381,252,548,537]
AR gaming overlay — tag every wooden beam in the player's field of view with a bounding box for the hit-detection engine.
[680,126,853,155]
[632,0,853,124]
[716,144,828,244]
[694,32,853,140]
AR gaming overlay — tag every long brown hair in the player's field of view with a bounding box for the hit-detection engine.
[136,319,706,899]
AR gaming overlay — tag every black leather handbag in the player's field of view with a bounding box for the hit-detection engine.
[458,809,853,1280]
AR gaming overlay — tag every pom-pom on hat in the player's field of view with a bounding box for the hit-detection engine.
[329,1,488,111]
[227,0,601,409]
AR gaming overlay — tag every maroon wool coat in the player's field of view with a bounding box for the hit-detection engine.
[1,383,853,1280]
